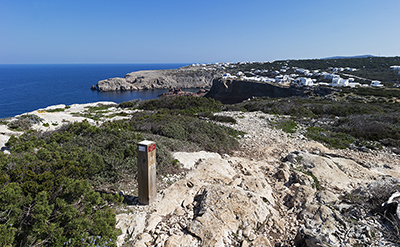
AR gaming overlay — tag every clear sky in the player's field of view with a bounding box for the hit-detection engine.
[1,0,399,64]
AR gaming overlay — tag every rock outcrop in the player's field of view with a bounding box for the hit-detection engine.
[96,67,224,91]
[205,78,337,104]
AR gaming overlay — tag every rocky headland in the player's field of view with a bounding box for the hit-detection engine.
[95,66,224,91]
[1,103,400,247]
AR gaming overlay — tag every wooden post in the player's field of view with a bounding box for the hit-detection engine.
[137,140,157,205]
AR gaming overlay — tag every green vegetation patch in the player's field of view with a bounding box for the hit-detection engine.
[139,96,223,115]
[1,126,124,246]
[306,126,356,149]
[45,107,65,113]
[129,112,240,153]
[273,119,298,133]
[7,114,44,131]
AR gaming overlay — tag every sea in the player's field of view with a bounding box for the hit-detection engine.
[0,63,190,119]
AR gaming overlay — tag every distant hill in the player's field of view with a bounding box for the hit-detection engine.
[322,55,377,60]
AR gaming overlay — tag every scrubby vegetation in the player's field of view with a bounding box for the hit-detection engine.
[232,94,400,150]
[137,96,224,115]
[0,96,241,246]
[7,114,43,131]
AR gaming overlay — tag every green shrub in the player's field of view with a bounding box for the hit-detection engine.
[306,126,355,149]
[7,115,43,131]
[129,112,239,153]
[45,107,65,113]
[118,99,140,109]
[275,119,298,133]
[139,96,223,115]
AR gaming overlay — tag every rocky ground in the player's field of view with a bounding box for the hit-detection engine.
[116,111,400,247]
[1,104,400,246]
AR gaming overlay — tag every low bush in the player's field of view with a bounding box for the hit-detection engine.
[7,115,43,131]
[139,96,223,115]
[306,126,356,149]
[1,127,124,246]
[197,112,237,124]
[45,107,65,113]
[129,112,240,153]
[118,99,140,109]
[274,119,298,133]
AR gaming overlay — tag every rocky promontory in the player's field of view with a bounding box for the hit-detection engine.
[96,66,224,91]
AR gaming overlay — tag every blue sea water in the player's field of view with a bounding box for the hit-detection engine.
[0,63,189,119]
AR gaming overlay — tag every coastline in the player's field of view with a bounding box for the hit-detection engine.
[0,101,128,153]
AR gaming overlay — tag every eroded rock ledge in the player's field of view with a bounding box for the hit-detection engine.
[96,67,224,91]
[205,78,337,104]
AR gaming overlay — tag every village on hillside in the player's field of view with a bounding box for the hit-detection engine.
[190,57,400,89]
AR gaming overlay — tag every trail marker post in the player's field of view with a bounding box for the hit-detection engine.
[137,140,157,205]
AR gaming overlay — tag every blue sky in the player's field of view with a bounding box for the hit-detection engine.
[1,0,399,64]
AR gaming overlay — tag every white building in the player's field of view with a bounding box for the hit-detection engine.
[331,77,349,87]
[370,81,383,87]
[275,75,291,84]
[294,77,314,86]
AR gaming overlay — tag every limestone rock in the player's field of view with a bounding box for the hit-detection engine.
[188,185,270,247]
[173,151,222,170]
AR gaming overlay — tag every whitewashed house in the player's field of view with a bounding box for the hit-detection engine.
[348,82,361,88]
[370,81,383,87]
[295,77,314,86]
[331,77,349,87]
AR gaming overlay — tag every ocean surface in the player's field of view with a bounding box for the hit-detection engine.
[0,63,190,119]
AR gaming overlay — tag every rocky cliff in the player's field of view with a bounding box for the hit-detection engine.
[205,78,337,104]
[96,67,224,91]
